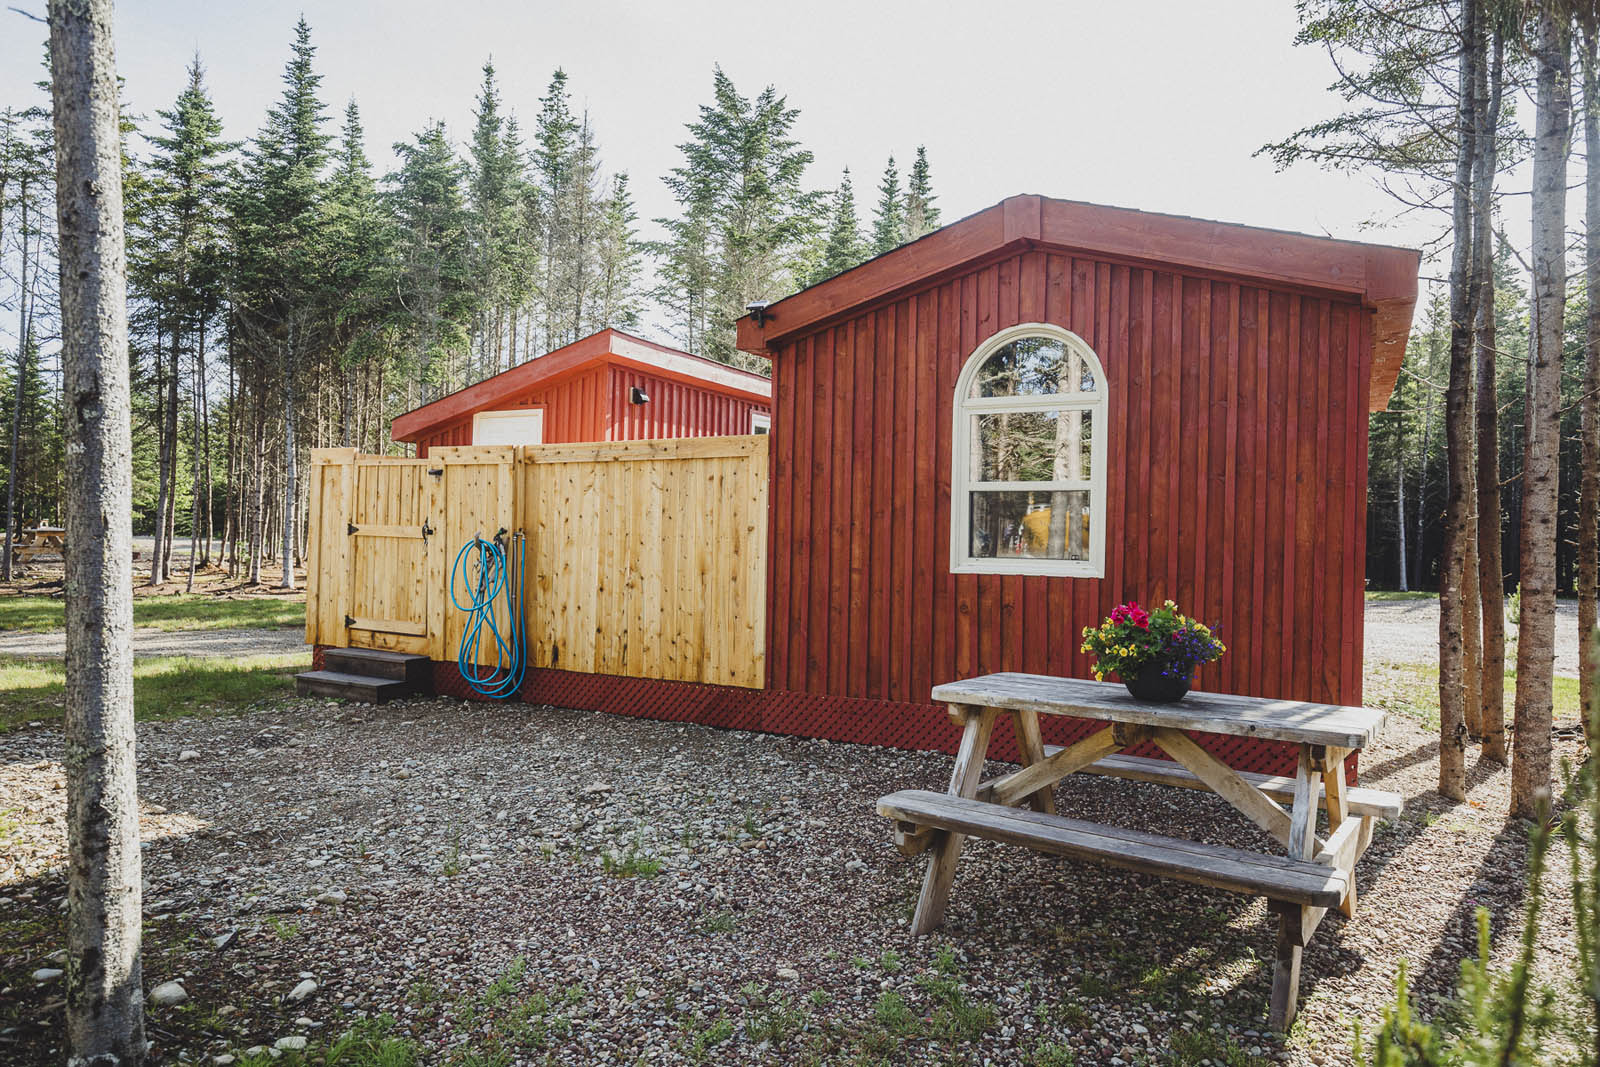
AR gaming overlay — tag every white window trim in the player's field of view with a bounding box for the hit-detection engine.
[751,411,772,434]
[472,408,545,446]
[950,322,1108,578]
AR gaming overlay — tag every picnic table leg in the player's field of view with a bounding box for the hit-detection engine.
[1010,709,1057,814]
[1319,747,1359,918]
[911,704,997,936]
[1272,744,1324,1032]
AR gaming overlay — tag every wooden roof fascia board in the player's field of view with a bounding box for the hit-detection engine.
[391,334,613,441]
[735,195,1419,410]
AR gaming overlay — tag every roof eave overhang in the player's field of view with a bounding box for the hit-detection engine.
[736,195,1420,413]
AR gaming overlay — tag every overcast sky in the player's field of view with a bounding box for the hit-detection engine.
[2,0,1452,343]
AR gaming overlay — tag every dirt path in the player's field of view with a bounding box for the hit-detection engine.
[1364,597,1580,677]
[0,627,306,660]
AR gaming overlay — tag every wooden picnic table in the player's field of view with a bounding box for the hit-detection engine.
[876,672,1400,1031]
[13,526,66,563]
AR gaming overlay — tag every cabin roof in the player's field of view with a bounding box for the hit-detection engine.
[391,328,773,443]
[735,194,1420,412]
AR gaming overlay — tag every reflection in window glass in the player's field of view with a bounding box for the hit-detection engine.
[968,490,1092,561]
[974,409,1095,483]
[968,336,1097,399]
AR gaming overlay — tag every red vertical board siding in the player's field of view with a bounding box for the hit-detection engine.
[414,364,771,456]
[767,248,1369,709]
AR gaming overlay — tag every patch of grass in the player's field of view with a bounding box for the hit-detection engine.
[264,916,300,940]
[744,994,804,1045]
[1365,660,1581,730]
[602,835,663,879]
[0,593,305,633]
[322,1015,419,1067]
[878,949,903,974]
[1168,1028,1272,1067]
[0,652,304,733]
[683,1015,734,1063]
[1028,1040,1077,1067]
[699,910,736,934]
[1364,589,1436,602]
[873,991,918,1036]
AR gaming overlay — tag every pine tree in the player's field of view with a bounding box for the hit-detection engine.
[903,146,941,241]
[655,66,820,367]
[386,121,472,399]
[534,69,578,351]
[814,168,866,284]
[871,155,904,256]
[467,59,525,374]
[323,99,390,445]
[231,16,333,588]
[592,173,643,330]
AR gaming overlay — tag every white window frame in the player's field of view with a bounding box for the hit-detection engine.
[751,411,772,435]
[950,322,1108,578]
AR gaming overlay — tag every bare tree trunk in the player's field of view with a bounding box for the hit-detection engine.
[248,393,265,586]
[185,327,202,593]
[279,327,297,590]
[1581,16,1600,747]
[4,177,33,583]
[1396,419,1409,592]
[1477,33,1509,764]
[159,326,178,581]
[1514,1,1572,819]
[48,2,145,1060]
[1438,0,1482,802]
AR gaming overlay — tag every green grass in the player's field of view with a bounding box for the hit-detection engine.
[1365,659,1581,730]
[0,594,304,633]
[0,652,305,732]
[1364,589,1438,602]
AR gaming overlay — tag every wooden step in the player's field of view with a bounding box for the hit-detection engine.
[295,669,412,704]
[323,648,432,687]
[1044,748,1403,819]
[877,789,1349,908]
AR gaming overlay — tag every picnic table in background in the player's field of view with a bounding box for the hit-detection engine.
[876,672,1402,1031]
[13,526,66,564]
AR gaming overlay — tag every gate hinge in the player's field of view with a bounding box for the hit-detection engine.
[346,521,358,535]
[428,467,444,478]
[343,614,356,627]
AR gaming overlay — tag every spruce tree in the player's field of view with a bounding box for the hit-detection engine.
[323,99,390,444]
[814,168,866,283]
[655,66,820,367]
[467,60,525,374]
[386,121,472,399]
[903,145,941,240]
[534,69,578,351]
[871,155,905,256]
[593,173,643,330]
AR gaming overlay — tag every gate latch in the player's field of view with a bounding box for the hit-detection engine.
[428,467,444,479]
[421,520,435,546]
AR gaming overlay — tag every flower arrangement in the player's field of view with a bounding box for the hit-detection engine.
[1079,600,1226,701]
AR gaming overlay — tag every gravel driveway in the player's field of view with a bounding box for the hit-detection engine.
[0,627,305,660]
[0,694,1579,1066]
[1364,597,1581,677]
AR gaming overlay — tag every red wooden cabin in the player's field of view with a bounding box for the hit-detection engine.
[391,328,772,456]
[723,194,1418,769]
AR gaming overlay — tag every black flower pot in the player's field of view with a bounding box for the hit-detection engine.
[1123,657,1191,703]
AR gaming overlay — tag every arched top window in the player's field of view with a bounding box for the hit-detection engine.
[951,323,1107,577]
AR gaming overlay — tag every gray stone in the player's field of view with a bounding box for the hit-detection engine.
[314,889,347,906]
[179,750,201,762]
[275,1036,307,1051]
[286,978,318,1003]
[149,980,189,1007]
[31,968,62,984]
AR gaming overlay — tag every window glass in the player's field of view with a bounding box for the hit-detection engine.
[973,409,1094,483]
[968,490,1092,562]
[968,336,1098,399]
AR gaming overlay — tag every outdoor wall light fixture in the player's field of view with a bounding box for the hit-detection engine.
[629,386,650,405]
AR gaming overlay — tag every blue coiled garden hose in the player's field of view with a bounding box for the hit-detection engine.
[450,531,526,699]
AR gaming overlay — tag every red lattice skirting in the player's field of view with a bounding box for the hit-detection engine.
[313,648,1358,783]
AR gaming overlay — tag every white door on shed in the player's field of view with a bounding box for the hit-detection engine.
[472,409,545,446]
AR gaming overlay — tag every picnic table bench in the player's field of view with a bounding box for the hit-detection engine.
[877,672,1400,1031]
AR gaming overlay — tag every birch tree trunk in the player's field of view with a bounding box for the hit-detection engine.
[1438,0,1481,801]
[1581,16,1600,746]
[279,326,297,590]
[1513,0,1572,819]
[1476,21,1508,762]
[1396,428,1408,592]
[48,0,145,1060]
[4,178,32,583]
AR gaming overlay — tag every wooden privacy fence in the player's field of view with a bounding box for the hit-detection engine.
[304,436,768,689]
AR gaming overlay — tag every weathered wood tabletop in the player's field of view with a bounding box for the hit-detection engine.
[882,673,1399,1033]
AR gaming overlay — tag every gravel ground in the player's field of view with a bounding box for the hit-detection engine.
[0,694,1584,1066]
[0,627,305,660]
[1364,597,1581,677]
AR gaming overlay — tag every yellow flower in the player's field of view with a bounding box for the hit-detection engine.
[1094,671,1104,682]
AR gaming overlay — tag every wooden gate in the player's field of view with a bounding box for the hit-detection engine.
[305,438,766,687]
